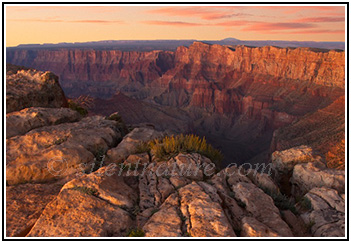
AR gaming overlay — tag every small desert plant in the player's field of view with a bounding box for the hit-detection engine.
[106,112,123,122]
[148,134,223,167]
[326,139,345,170]
[260,186,297,214]
[68,100,88,116]
[127,228,145,237]
[135,142,151,154]
[299,196,313,211]
[72,186,99,196]
[305,220,315,232]
[73,95,95,109]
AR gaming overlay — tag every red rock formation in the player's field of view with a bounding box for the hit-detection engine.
[6,43,345,164]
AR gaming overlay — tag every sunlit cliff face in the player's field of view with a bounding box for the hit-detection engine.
[6,42,345,167]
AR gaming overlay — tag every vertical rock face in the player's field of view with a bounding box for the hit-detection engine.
[7,49,175,98]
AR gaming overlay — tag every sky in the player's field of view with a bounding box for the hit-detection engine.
[5,4,346,47]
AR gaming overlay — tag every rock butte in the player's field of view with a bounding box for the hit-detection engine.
[5,41,345,238]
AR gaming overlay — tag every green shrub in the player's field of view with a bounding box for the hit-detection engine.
[300,196,312,211]
[306,220,315,232]
[68,100,88,116]
[106,113,123,122]
[127,228,145,237]
[147,134,223,167]
[135,142,151,154]
[260,186,297,214]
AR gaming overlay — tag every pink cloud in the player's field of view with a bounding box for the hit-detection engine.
[214,20,256,27]
[294,16,345,23]
[142,20,205,27]
[146,6,246,20]
[8,18,124,24]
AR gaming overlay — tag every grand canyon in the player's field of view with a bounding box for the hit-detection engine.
[4,4,346,239]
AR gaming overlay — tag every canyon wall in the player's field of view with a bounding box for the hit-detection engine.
[6,42,345,165]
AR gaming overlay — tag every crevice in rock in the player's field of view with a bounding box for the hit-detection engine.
[13,223,35,237]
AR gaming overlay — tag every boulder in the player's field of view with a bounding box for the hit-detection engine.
[6,67,67,113]
[292,162,345,195]
[271,145,314,174]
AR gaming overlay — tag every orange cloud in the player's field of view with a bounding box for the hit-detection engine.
[8,18,124,24]
[146,6,246,20]
[142,20,205,27]
[6,6,122,13]
[214,20,255,27]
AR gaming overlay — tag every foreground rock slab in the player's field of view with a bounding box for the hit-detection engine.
[6,116,124,185]
[27,188,133,237]
[6,107,81,138]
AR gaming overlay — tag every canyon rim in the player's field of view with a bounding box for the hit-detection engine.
[3,2,348,240]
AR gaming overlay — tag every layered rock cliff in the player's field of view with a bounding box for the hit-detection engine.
[6,43,345,166]
[5,66,345,237]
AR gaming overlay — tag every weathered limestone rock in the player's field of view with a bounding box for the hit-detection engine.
[6,116,124,185]
[308,187,345,213]
[292,162,345,195]
[6,67,67,113]
[6,107,81,138]
[241,217,280,237]
[107,127,164,163]
[143,193,182,237]
[6,181,64,237]
[246,168,279,193]
[122,153,150,168]
[210,170,246,231]
[309,209,345,237]
[281,210,310,237]
[301,187,345,237]
[179,182,236,237]
[61,166,138,210]
[225,166,252,186]
[272,145,314,174]
[232,182,293,237]
[27,188,133,237]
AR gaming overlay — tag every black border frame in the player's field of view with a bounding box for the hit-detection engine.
[1,1,349,241]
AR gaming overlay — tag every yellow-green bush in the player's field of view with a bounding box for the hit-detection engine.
[68,100,88,116]
[137,134,223,167]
